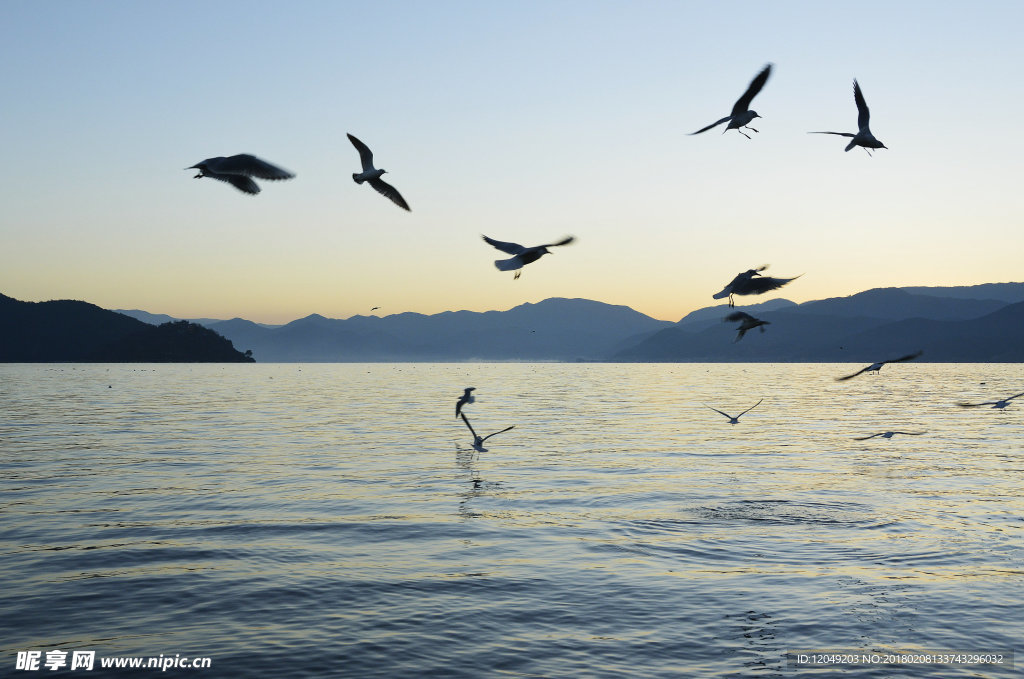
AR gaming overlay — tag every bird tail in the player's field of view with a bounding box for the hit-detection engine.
[712,288,730,300]
[494,257,523,272]
[844,140,856,152]
[352,173,364,184]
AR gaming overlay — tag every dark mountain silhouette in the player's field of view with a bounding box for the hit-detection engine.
[204,298,674,361]
[43,281,1024,362]
[0,294,253,362]
[614,287,1024,362]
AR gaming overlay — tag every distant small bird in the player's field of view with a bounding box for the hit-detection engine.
[460,412,514,452]
[482,235,575,279]
[370,306,380,311]
[809,79,888,155]
[456,387,476,418]
[187,154,294,195]
[690,64,772,139]
[347,133,410,211]
[713,266,799,307]
[958,391,1024,409]
[725,311,770,342]
[853,431,924,440]
[706,398,763,424]
[836,351,923,381]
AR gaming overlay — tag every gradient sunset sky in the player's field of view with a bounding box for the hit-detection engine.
[2,1,1022,324]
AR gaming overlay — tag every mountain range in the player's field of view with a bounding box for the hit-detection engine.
[0,294,253,362]
[99,282,1024,362]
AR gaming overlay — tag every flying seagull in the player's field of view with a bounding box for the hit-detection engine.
[347,133,410,211]
[809,79,888,155]
[713,266,800,307]
[482,235,575,279]
[725,311,770,342]
[456,387,476,418]
[853,431,924,441]
[370,306,380,311]
[690,64,772,139]
[187,154,294,195]
[706,398,763,424]
[957,391,1024,409]
[460,412,514,452]
[836,351,923,381]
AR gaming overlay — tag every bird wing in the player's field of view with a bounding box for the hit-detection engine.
[1006,391,1024,401]
[724,311,755,323]
[215,154,294,180]
[735,275,800,296]
[494,255,525,271]
[731,63,772,116]
[346,133,376,172]
[836,366,870,381]
[199,170,260,194]
[808,131,856,137]
[853,80,871,130]
[738,398,764,417]
[957,401,990,408]
[482,235,527,255]
[853,433,882,440]
[705,405,733,420]
[892,431,924,436]
[885,350,923,364]
[459,412,478,438]
[540,236,575,249]
[368,177,410,211]
[480,425,515,443]
[689,116,733,135]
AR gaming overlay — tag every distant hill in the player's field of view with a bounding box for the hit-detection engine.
[23,281,1024,362]
[204,298,674,361]
[613,285,1024,362]
[0,294,254,362]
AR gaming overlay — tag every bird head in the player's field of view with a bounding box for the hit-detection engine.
[187,163,208,179]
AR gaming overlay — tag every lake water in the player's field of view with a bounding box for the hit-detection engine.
[1,363,1021,677]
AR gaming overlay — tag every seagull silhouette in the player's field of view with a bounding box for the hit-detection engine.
[460,412,514,452]
[836,351,923,381]
[853,431,924,441]
[713,266,800,307]
[456,387,476,418]
[706,398,763,424]
[690,64,772,139]
[809,79,888,155]
[347,133,410,211]
[187,154,294,195]
[958,391,1024,409]
[482,235,575,279]
[725,311,770,342]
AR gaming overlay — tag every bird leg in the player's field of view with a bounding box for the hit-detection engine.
[738,130,751,140]
[863,147,873,157]
[513,271,521,280]
[746,126,759,133]
[728,294,735,307]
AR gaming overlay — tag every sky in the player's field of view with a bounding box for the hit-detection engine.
[2,1,1023,324]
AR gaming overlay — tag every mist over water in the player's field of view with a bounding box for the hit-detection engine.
[1,363,1021,677]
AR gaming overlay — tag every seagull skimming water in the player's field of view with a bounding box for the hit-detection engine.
[347,133,410,211]
[836,351,923,381]
[809,80,888,155]
[853,431,924,441]
[482,235,575,279]
[713,266,800,307]
[957,391,1024,409]
[460,412,514,453]
[690,64,772,139]
[706,398,763,424]
[187,154,294,195]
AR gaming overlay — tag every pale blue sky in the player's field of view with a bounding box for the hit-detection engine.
[2,1,1022,323]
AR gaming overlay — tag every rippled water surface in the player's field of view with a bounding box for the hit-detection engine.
[1,363,1022,677]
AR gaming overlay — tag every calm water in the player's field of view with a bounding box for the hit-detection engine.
[1,363,1021,678]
